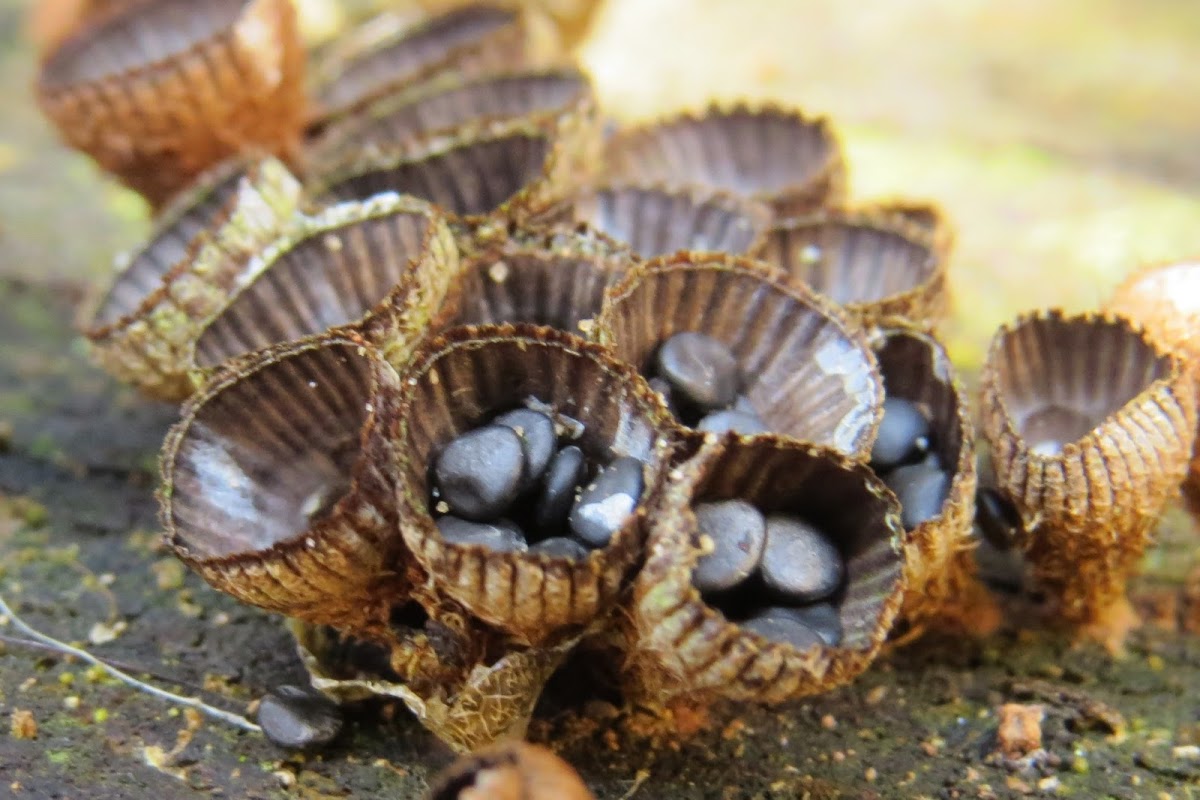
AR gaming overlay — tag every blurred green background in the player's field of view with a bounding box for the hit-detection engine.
[4,0,1200,371]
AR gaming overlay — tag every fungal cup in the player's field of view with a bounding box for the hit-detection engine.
[308,67,595,178]
[160,334,410,637]
[1106,260,1200,494]
[83,157,304,401]
[594,252,883,457]
[759,209,949,331]
[37,0,307,204]
[980,310,1198,627]
[310,116,601,235]
[188,193,459,377]
[564,183,772,260]
[605,102,846,218]
[391,324,677,646]
[868,326,995,638]
[311,4,544,126]
[625,434,906,705]
[436,224,633,333]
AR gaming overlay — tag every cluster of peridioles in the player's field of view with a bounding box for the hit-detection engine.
[32,0,1200,760]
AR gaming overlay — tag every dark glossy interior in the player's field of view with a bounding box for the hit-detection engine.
[687,439,902,650]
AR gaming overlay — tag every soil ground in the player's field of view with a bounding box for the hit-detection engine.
[3,1,1200,797]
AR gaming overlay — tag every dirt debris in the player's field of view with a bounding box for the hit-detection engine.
[9,709,37,739]
[1005,679,1125,736]
[995,703,1044,760]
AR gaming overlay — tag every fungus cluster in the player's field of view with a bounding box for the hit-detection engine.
[37,0,1199,756]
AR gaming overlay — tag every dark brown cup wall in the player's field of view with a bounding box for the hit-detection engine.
[626,434,906,705]
[980,309,1198,624]
[758,210,949,332]
[604,102,846,219]
[82,157,304,401]
[160,335,409,637]
[37,0,308,205]
[391,324,676,645]
[189,193,459,376]
[594,252,884,458]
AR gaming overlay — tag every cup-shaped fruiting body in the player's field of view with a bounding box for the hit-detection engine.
[293,616,582,753]
[311,117,600,232]
[979,310,1198,623]
[1106,260,1200,491]
[438,225,633,334]
[312,4,541,126]
[851,198,955,259]
[83,157,303,401]
[604,102,846,219]
[160,335,409,636]
[28,0,137,55]
[625,434,906,705]
[758,210,948,332]
[564,184,772,261]
[427,741,595,800]
[391,324,676,645]
[868,326,991,637]
[189,193,458,377]
[400,0,602,52]
[308,68,595,179]
[36,0,307,206]
[593,252,883,458]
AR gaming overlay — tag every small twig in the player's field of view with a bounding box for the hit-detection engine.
[0,592,260,734]
[0,632,210,694]
[618,768,651,799]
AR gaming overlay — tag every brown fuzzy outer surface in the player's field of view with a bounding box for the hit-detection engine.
[28,0,139,55]
[427,741,595,800]
[979,309,1198,624]
[159,333,411,639]
[624,434,907,707]
[1105,260,1200,492]
[293,617,583,754]
[389,323,678,646]
[36,0,308,206]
